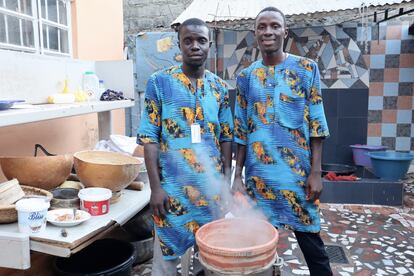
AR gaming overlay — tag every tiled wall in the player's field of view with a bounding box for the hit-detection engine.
[366,22,414,153]
[216,20,413,154]
[216,23,370,89]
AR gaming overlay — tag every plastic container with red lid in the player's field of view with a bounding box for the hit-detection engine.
[78,187,111,216]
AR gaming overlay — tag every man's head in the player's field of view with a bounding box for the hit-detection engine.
[254,7,288,55]
[177,18,212,68]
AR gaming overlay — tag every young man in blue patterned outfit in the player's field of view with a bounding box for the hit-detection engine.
[233,7,333,275]
[137,18,233,276]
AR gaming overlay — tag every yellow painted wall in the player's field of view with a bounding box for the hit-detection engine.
[0,0,126,181]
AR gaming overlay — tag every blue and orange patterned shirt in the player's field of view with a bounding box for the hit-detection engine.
[137,65,233,259]
[234,54,329,233]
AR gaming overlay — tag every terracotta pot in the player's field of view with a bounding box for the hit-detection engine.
[196,218,278,273]
[0,155,73,190]
[73,151,142,192]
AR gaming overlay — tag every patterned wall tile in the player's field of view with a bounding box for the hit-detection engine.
[367,136,382,146]
[385,40,401,54]
[369,82,384,96]
[368,123,381,136]
[385,54,400,68]
[383,82,399,96]
[398,83,413,96]
[368,96,383,110]
[370,69,384,81]
[397,123,411,136]
[370,54,385,68]
[368,110,383,123]
[383,96,398,109]
[382,123,397,137]
[382,137,396,150]
[386,25,402,40]
[399,68,414,82]
[396,110,412,124]
[399,54,414,68]
[382,110,397,123]
[401,40,414,53]
[370,40,386,54]
[397,96,413,109]
[383,68,400,82]
[396,137,411,151]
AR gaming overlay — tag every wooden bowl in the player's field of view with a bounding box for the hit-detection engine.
[0,185,53,224]
[0,155,73,190]
[73,151,142,192]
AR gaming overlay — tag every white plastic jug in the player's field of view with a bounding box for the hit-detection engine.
[82,72,99,101]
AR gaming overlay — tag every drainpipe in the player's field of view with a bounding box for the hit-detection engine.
[214,28,218,75]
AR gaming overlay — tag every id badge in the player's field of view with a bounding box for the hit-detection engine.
[191,123,201,143]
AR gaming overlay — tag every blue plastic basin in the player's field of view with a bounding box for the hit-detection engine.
[367,151,414,180]
[0,100,24,110]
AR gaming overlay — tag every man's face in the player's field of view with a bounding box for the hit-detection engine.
[255,11,287,55]
[178,25,211,67]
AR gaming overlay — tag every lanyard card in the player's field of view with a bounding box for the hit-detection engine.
[191,123,201,143]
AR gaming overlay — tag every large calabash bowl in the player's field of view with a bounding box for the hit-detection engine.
[0,155,73,190]
[73,151,142,192]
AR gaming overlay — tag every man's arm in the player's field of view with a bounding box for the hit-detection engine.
[306,137,323,201]
[232,70,249,193]
[220,141,232,184]
[232,143,246,193]
[144,143,169,216]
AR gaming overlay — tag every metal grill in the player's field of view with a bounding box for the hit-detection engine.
[325,245,349,264]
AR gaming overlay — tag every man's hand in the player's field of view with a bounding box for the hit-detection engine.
[306,171,323,202]
[150,187,170,217]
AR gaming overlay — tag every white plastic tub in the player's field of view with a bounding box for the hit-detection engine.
[15,198,50,234]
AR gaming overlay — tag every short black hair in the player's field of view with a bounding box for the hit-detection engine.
[177,18,211,40]
[255,6,286,27]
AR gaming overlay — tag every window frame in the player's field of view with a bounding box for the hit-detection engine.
[0,0,72,57]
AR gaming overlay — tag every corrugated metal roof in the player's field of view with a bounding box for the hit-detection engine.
[171,0,411,26]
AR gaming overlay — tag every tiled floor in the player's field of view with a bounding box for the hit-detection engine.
[133,173,414,276]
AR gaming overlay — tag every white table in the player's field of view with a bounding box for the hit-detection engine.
[0,187,150,269]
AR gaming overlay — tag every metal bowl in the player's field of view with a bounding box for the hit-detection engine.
[50,188,80,210]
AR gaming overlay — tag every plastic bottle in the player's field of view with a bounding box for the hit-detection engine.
[98,80,106,100]
[82,72,99,101]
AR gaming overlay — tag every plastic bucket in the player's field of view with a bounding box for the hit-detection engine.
[78,187,111,216]
[15,198,50,234]
[350,144,387,168]
[368,151,414,180]
[54,239,135,276]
